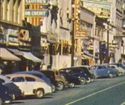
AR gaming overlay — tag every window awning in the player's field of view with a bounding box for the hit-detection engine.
[82,54,92,59]
[8,49,41,63]
[22,52,42,62]
[83,51,99,59]
[0,48,21,61]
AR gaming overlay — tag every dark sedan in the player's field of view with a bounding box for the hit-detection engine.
[0,75,22,100]
[59,67,91,85]
[0,82,12,105]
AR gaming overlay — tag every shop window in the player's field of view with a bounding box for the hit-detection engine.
[25,4,30,9]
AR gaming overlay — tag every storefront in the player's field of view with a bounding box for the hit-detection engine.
[8,48,42,71]
[0,48,21,74]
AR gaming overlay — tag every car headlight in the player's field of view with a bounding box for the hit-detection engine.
[78,76,81,79]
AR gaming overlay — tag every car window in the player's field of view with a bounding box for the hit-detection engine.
[98,66,106,69]
[0,78,5,83]
[25,77,36,82]
[110,66,115,68]
[12,77,25,82]
[33,74,43,79]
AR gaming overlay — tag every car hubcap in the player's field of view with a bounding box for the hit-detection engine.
[57,82,64,90]
[36,90,43,98]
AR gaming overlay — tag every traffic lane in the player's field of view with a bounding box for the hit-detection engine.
[65,81,125,105]
[11,76,125,105]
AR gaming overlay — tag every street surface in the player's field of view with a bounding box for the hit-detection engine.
[11,76,125,105]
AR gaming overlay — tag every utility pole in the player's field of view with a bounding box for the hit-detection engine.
[107,22,109,63]
[71,0,80,66]
[71,0,75,66]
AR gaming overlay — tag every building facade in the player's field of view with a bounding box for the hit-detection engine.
[40,0,72,69]
[0,0,25,25]
[82,0,124,64]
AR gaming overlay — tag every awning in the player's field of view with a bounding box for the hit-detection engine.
[82,54,92,59]
[8,49,41,63]
[22,52,41,62]
[0,48,21,61]
[83,51,99,59]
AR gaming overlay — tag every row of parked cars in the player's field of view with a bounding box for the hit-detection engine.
[0,63,125,104]
[92,63,125,78]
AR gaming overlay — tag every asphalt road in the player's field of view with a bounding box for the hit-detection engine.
[11,76,125,105]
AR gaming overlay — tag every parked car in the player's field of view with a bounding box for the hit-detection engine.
[59,69,84,85]
[41,70,69,91]
[0,82,12,105]
[70,66,95,81]
[7,73,52,98]
[93,65,118,78]
[0,75,22,100]
[59,65,94,84]
[15,71,55,92]
[109,64,125,76]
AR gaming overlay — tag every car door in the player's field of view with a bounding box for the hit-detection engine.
[11,76,26,95]
[24,76,36,95]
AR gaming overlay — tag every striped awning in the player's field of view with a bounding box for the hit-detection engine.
[8,49,41,63]
[22,52,42,63]
[82,51,99,59]
[0,48,21,61]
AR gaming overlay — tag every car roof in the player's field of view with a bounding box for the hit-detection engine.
[6,73,42,81]
[15,71,45,76]
[59,65,90,70]
[0,75,12,83]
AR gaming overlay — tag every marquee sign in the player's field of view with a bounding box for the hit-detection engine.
[25,0,49,4]
[25,10,47,17]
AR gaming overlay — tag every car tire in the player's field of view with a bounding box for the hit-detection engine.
[79,77,87,85]
[0,98,3,105]
[11,94,16,100]
[35,89,44,98]
[109,74,114,78]
[56,82,64,91]
[69,83,75,88]
[52,85,56,92]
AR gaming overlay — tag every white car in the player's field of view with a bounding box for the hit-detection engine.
[109,65,125,76]
[7,73,52,98]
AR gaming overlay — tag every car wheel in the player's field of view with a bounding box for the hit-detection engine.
[52,85,56,92]
[35,89,44,98]
[69,83,75,88]
[56,82,64,91]
[80,77,87,85]
[0,98,3,105]
[109,74,114,78]
[11,94,16,100]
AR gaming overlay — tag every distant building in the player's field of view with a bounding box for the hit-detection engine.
[81,0,112,19]
[0,0,25,25]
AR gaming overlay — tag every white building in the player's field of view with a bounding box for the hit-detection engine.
[40,0,72,69]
